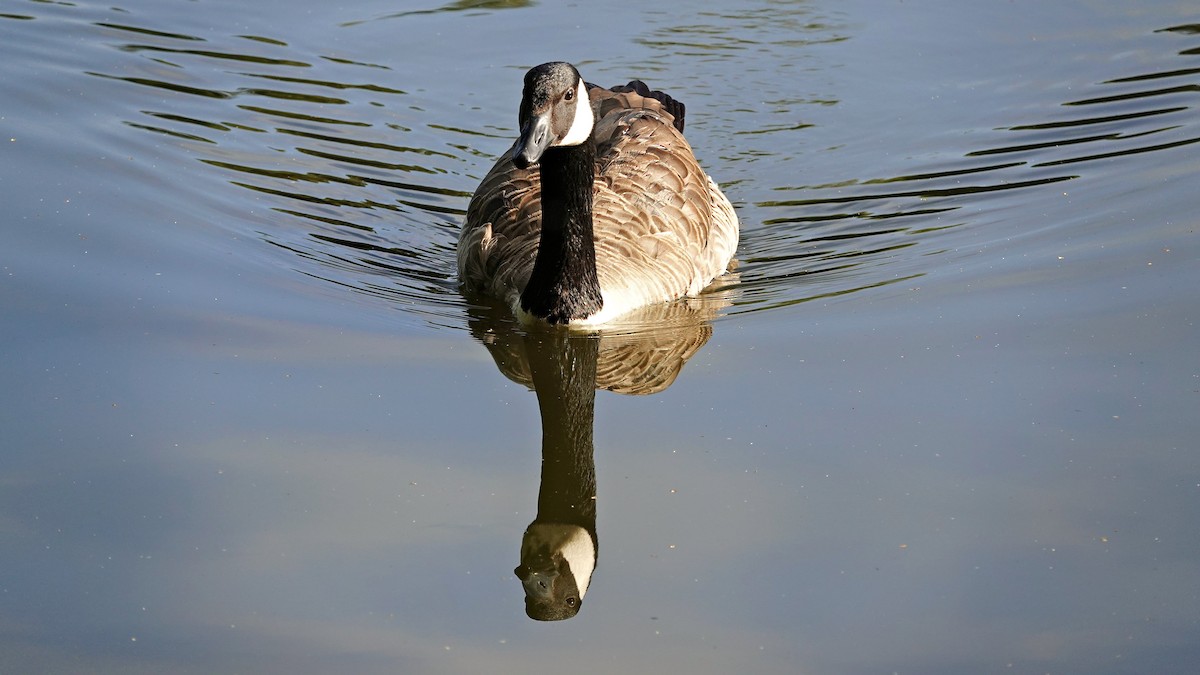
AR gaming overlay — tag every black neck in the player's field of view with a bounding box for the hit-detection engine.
[520,141,604,324]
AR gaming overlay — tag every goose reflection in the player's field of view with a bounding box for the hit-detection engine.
[466,290,733,620]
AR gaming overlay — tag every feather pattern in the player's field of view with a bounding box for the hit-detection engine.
[458,70,739,326]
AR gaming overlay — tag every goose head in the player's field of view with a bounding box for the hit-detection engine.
[512,62,594,169]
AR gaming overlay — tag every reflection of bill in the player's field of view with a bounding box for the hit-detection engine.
[465,287,735,620]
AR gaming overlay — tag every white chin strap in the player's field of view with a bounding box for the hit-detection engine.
[557,80,594,147]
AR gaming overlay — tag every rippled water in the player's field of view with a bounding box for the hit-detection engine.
[2,0,1198,672]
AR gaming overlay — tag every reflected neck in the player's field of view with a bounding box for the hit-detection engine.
[520,141,603,324]
[527,334,599,529]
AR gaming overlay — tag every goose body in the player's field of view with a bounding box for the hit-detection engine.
[458,62,739,326]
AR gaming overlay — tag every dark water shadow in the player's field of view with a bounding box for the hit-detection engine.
[464,289,733,619]
[76,10,471,328]
[735,20,1200,315]
[341,0,535,28]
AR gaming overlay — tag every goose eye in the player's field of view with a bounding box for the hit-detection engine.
[564,87,574,101]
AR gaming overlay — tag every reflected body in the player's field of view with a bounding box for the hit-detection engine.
[468,293,730,619]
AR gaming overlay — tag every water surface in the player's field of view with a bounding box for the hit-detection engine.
[2,0,1198,673]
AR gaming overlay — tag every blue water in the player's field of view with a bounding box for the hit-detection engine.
[2,0,1198,672]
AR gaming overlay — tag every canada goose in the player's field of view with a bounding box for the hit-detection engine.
[458,61,739,326]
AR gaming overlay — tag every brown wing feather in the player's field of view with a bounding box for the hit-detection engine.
[458,150,541,307]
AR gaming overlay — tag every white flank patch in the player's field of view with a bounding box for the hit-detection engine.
[510,286,658,327]
[557,80,594,147]
[573,285,663,326]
